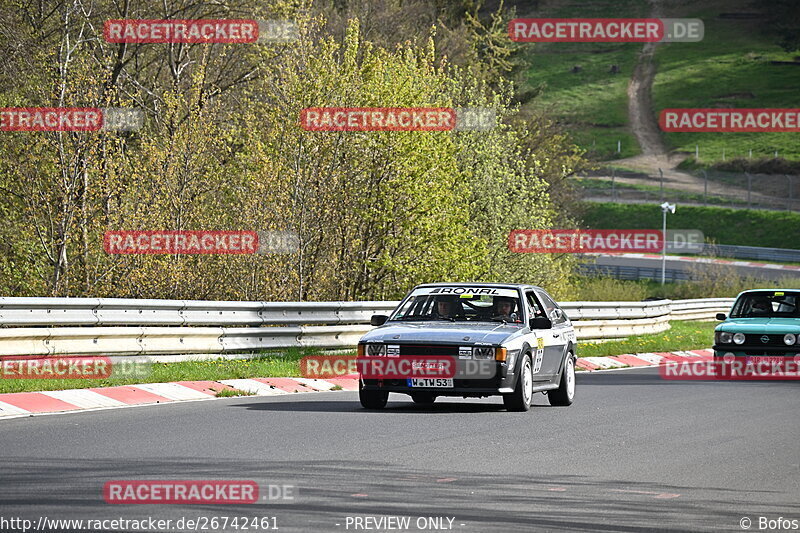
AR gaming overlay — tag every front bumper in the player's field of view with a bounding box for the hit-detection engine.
[360,358,516,396]
[713,346,800,357]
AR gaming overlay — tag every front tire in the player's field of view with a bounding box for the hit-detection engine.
[359,382,388,409]
[549,352,575,406]
[503,354,533,412]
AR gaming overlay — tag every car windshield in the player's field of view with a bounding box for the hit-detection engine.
[391,287,524,324]
[729,291,800,318]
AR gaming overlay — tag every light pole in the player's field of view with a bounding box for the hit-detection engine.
[660,202,675,285]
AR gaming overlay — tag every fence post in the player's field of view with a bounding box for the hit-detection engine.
[659,168,664,201]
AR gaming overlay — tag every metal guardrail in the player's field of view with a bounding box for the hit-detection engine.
[0,298,395,327]
[577,264,691,282]
[0,297,733,356]
[700,244,800,263]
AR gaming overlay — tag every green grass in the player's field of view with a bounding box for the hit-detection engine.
[519,0,649,159]
[519,0,800,163]
[581,202,800,248]
[215,388,256,398]
[0,347,355,394]
[579,320,716,358]
[653,6,800,163]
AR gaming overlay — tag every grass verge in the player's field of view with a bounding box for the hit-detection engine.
[0,347,354,394]
[580,202,800,249]
[579,320,716,359]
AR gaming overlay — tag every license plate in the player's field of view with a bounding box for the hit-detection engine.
[408,378,453,388]
[747,356,785,364]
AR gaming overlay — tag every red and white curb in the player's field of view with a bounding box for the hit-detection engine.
[0,377,358,420]
[598,253,800,273]
[0,350,712,420]
[575,348,712,371]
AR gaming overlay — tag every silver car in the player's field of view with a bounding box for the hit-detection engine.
[357,283,577,411]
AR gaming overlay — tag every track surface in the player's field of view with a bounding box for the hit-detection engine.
[1,368,798,532]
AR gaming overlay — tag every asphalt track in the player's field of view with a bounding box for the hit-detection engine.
[0,368,798,533]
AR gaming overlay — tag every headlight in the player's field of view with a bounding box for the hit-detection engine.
[733,333,746,345]
[718,331,733,344]
[366,343,386,356]
[472,346,494,359]
[784,334,796,346]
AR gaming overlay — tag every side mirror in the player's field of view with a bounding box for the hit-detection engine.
[529,317,552,330]
[370,314,388,326]
[715,313,727,321]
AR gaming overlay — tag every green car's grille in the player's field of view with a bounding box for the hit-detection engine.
[744,334,787,346]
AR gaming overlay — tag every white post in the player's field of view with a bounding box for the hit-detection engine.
[617,140,621,153]
[662,208,667,285]
[660,203,675,285]
[695,144,699,160]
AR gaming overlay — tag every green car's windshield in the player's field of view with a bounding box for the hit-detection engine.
[729,291,800,318]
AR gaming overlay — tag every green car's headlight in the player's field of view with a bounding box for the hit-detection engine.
[718,331,733,344]
[783,333,796,346]
[733,333,746,345]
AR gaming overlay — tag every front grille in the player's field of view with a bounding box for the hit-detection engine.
[744,334,789,347]
[397,344,461,356]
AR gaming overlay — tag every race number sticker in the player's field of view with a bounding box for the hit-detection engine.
[533,338,544,374]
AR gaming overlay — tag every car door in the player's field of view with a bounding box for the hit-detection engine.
[535,290,569,379]
[524,290,557,380]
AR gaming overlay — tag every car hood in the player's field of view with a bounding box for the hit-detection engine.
[360,321,525,345]
[717,317,800,333]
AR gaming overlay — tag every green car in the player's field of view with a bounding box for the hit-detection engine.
[714,289,800,359]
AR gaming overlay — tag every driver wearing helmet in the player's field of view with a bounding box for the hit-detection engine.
[750,296,772,316]
[433,295,462,320]
[493,296,520,322]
